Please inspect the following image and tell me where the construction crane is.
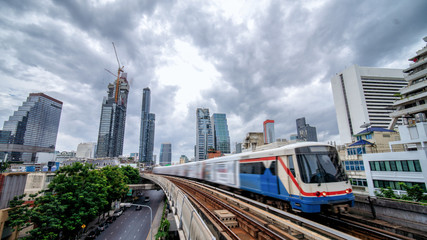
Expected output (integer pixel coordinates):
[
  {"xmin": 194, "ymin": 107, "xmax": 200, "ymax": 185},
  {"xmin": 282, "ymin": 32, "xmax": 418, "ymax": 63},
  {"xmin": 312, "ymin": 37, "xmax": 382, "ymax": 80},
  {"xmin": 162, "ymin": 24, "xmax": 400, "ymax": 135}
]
[{"xmin": 112, "ymin": 42, "xmax": 124, "ymax": 103}]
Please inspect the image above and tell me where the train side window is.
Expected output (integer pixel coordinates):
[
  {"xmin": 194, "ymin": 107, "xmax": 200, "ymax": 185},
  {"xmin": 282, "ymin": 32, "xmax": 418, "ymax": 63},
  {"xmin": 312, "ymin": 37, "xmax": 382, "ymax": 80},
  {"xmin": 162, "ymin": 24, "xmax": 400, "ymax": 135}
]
[
  {"xmin": 270, "ymin": 161, "xmax": 277, "ymax": 175},
  {"xmin": 240, "ymin": 162, "xmax": 266, "ymax": 174},
  {"xmin": 288, "ymin": 156, "xmax": 295, "ymax": 176}
]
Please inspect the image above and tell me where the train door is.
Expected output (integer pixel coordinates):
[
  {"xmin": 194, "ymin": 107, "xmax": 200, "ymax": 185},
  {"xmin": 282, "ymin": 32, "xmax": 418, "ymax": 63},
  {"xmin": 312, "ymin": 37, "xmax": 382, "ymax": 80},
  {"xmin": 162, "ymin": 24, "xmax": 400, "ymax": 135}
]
[
  {"xmin": 287, "ymin": 155, "xmax": 298, "ymax": 198},
  {"xmin": 260, "ymin": 159, "xmax": 278, "ymax": 195}
]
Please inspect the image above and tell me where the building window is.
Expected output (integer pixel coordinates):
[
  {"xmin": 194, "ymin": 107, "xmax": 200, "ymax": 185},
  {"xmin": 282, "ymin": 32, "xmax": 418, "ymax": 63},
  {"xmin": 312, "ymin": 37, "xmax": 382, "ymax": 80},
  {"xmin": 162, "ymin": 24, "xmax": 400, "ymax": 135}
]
[
  {"xmin": 370, "ymin": 160, "xmax": 422, "ymax": 172},
  {"xmin": 365, "ymin": 134, "xmax": 372, "ymax": 139},
  {"xmin": 350, "ymin": 178, "xmax": 367, "ymax": 187},
  {"xmin": 343, "ymin": 160, "xmax": 365, "ymax": 171},
  {"xmin": 373, "ymin": 180, "xmax": 426, "ymax": 192}
]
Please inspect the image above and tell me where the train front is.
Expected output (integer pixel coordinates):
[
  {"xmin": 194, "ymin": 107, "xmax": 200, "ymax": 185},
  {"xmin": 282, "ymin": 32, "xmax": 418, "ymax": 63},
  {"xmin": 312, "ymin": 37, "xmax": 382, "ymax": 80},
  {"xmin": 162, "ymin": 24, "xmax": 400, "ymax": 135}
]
[{"xmin": 287, "ymin": 144, "xmax": 354, "ymax": 213}]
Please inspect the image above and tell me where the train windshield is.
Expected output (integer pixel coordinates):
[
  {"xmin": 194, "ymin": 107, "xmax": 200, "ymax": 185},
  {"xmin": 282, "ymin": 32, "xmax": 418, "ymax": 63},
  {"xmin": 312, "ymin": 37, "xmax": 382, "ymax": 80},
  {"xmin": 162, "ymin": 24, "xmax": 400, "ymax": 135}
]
[{"xmin": 296, "ymin": 146, "xmax": 347, "ymax": 184}]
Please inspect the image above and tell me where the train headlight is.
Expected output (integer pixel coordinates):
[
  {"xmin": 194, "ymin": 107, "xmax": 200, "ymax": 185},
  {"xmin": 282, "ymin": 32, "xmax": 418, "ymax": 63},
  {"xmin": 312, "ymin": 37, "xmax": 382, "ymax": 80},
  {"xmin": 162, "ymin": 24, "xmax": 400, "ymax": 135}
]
[
  {"xmin": 315, "ymin": 191, "xmax": 321, "ymax": 197},
  {"xmin": 322, "ymin": 191, "xmax": 327, "ymax": 197},
  {"xmin": 346, "ymin": 188, "xmax": 352, "ymax": 194}
]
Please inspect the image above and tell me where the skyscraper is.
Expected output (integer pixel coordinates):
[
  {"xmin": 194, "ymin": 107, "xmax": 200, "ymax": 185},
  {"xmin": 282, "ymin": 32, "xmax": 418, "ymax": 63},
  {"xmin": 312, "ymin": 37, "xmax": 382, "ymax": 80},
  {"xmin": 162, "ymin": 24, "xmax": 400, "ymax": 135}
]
[
  {"xmin": 96, "ymin": 72, "xmax": 129, "ymax": 158},
  {"xmin": 139, "ymin": 88, "xmax": 155, "ymax": 165},
  {"xmin": 1, "ymin": 93, "xmax": 62, "ymax": 162},
  {"xmin": 196, "ymin": 108, "xmax": 214, "ymax": 161},
  {"xmin": 263, "ymin": 120, "xmax": 275, "ymax": 144},
  {"xmin": 211, "ymin": 113, "xmax": 230, "ymax": 154},
  {"xmin": 331, "ymin": 64, "xmax": 406, "ymax": 143},
  {"xmin": 296, "ymin": 117, "xmax": 318, "ymax": 142},
  {"xmin": 159, "ymin": 143, "xmax": 172, "ymax": 166}
]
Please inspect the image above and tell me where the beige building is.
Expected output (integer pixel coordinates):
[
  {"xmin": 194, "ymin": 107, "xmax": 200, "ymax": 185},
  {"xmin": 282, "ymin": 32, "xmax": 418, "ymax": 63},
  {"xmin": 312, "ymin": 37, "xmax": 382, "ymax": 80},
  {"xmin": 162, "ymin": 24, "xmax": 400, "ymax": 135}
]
[
  {"xmin": 242, "ymin": 132, "xmax": 264, "ymax": 151},
  {"xmin": 339, "ymin": 127, "xmax": 402, "ymax": 194},
  {"xmin": 23, "ymin": 172, "xmax": 56, "ymax": 200}
]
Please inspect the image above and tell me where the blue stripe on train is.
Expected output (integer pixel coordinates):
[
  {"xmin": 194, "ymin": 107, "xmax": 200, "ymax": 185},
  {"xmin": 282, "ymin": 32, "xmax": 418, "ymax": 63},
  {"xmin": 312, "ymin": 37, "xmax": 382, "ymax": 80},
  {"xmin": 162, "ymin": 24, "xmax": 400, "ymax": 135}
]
[{"xmin": 240, "ymin": 172, "xmax": 354, "ymax": 213}]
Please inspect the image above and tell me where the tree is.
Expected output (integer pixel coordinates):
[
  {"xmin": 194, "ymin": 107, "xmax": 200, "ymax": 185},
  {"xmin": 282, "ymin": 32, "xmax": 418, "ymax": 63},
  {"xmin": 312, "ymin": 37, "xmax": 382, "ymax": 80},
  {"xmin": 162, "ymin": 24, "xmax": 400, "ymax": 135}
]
[
  {"xmin": 7, "ymin": 194, "xmax": 32, "ymax": 240},
  {"xmin": 120, "ymin": 166, "xmax": 140, "ymax": 184},
  {"xmin": 399, "ymin": 183, "xmax": 426, "ymax": 202},
  {"xmin": 27, "ymin": 162, "xmax": 109, "ymax": 239},
  {"xmin": 100, "ymin": 166, "xmax": 129, "ymax": 214}
]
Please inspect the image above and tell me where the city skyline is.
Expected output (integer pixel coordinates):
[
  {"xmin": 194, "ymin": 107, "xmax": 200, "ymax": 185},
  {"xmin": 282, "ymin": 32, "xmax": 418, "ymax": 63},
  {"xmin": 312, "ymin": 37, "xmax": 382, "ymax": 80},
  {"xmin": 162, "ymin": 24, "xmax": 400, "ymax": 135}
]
[{"xmin": 0, "ymin": 1, "xmax": 426, "ymax": 162}]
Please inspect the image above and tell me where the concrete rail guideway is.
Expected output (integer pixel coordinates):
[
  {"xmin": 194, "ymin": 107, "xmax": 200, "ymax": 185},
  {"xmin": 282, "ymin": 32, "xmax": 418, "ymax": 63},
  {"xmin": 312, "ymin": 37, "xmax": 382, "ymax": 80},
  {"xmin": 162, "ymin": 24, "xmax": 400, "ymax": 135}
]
[
  {"xmin": 142, "ymin": 174, "xmax": 358, "ymax": 240},
  {"xmin": 142, "ymin": 173, "xmax": 217, "ymax": 240}
]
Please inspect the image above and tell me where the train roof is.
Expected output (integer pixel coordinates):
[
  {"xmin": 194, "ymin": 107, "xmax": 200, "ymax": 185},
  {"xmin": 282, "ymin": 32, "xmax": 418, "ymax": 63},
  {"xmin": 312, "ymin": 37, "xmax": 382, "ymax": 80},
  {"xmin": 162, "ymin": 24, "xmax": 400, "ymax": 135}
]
[{"xmin": 155, "ymin": 142, "xmax": 333, "ymax": 168}]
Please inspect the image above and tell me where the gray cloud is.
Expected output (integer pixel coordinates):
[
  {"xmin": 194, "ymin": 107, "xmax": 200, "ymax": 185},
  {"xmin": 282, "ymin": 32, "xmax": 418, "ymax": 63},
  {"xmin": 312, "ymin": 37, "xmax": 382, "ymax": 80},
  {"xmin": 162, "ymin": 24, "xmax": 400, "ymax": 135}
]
[{"xmin": 1, "ymin": 0, "xmax": 426, "ymax": 162}]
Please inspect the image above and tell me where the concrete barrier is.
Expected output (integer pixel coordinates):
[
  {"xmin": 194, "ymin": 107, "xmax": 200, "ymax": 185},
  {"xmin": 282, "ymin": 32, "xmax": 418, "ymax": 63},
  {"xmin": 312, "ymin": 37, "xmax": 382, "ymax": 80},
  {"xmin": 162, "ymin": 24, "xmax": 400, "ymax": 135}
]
[
  {"xmin": 143, "ymin": 174, "xmax": 216, "ymax": 240},
  {"xmin": 353, "ymin": 194, "xmax": 427, "ymax": 232}
]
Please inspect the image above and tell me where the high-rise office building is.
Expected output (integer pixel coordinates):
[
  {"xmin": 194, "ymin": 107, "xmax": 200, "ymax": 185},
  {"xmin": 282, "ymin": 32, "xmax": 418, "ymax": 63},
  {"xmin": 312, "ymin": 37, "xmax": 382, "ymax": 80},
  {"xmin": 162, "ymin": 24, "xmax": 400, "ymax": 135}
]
[
  {"xmin": 263, "ymin": 120, "xmax": 275, "ymax": 144},
  {"xmin": 390, "ymin": 36, "xmax": 427, "ymax": 128},
  {"xmin": 331, "ymin": 64, "xmax": 406, "ymax": 143},
  {"xmin": 96, "ymin": 72, "xmax": 129, "ymax": 158},
  {"xmin": 196, "ymin": 108, "xmax": 214, "ymax": 161},
  {"xmin": 211, "ymin": 113, "xmax": 230, "ymax": 154},
  {"xmin": 296, "ymin": 117, "xmax": 318, "ymax": 142},
  {"xmin": 1, "ymin": 93, "xmax": 62, "ymax": 162},
  {"xmin": 139, "ymin": 88, "xmax": 155, "ymax": 165},
  {"xmin": 159, "ymin": 143, "xmax": 172, "ymax": 166}
]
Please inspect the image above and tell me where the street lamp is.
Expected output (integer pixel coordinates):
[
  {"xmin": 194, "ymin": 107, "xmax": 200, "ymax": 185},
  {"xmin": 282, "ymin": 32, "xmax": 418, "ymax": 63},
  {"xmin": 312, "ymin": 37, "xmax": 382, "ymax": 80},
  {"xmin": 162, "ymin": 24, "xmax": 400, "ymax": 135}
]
[{"xmin": 129, "ymin": 204, "xmax": 152, "ymax": 240}]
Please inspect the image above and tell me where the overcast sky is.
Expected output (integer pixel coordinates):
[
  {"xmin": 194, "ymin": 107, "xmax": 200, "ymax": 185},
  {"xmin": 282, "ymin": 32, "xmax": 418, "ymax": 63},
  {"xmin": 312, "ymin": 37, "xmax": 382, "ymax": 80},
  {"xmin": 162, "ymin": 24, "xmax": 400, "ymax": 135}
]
[{"xmin": 1, "ymin": 0, "xmax": 426, "ymax": 163}]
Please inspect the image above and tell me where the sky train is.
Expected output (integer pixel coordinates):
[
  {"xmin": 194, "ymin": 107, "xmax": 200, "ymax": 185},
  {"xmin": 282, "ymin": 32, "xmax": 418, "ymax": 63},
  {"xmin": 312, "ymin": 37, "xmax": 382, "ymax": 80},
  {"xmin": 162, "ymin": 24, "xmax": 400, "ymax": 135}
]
[{"xmin": 153, "ymin": 142, "xmax": 354, "ymax": 213}]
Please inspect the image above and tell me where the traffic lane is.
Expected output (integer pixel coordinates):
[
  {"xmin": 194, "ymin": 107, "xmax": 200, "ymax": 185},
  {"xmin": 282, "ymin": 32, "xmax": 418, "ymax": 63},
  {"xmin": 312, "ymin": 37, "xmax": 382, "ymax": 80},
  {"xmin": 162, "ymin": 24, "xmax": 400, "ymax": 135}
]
[{"xmin": 95, "ymin": 189, "xmax": 165, "ymax": 240}]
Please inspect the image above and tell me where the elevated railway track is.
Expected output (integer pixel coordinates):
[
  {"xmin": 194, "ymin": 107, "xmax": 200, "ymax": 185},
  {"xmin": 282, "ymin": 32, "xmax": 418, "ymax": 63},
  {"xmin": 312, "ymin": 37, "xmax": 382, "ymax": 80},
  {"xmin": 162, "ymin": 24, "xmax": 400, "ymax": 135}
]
[{"xmin": 157, "ymin": 175, "xmax": 425, "ymax": 240}]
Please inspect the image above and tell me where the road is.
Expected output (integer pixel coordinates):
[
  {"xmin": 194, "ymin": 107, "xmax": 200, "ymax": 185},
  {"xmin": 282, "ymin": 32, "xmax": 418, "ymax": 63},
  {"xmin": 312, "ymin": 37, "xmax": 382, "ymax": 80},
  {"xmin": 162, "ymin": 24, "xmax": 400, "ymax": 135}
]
[{"xmin": 95, "ymin": 189, "xmax": 165, "ymax": 240}]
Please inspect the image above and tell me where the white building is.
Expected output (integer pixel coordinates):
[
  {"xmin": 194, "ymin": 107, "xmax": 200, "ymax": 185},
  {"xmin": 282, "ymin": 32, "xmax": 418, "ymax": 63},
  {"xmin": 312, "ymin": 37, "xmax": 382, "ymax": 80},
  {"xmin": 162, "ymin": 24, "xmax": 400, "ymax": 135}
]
[
  {"xmin": 389, "ymin": 36, "xmax": 427, "ymax": 129},
  {"xmin": 363, "ymin": 122, "xmax": 427, "ymax": 196},
  {"xmin": 331, "ymin": 65, "xmax": 406, "ymax": 144},
  {"xmin": 76, "ymin": 142, "xmax": 96, "ymax": 158},
  {"xmin": 363, "ymin": 37, "xmax": 427, "ymax": 197}
]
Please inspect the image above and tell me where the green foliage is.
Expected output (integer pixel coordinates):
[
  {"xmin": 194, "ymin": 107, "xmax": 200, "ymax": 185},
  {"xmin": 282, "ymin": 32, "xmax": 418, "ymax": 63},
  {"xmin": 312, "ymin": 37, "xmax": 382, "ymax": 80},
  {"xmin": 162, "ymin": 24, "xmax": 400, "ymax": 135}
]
[
  {"xmin": 7, "ymin": 194, "xmax": 31, "ymax": 232},
  {"xmin": 376, "ymin": 187, "xmax": 397, "ymax": 199},
  {"xmin": 374, "ymin": 182, "xmax": 427, "ymax": 203},
  {"xmin": 7, "ymin": 162, "xmax": 135, "ymax": 239},
  {"xmin": 399, "ymin": 183, "xmax": 426, "ymax": 202},
  {"xmin": 100, "ymin": 166, "xmax": 129, "ymax": 211},
  {"xmin": 155, "ymin": 199, "xmax": 170, "ymax": 240},
  {"xmin": 120, "ymin": 165, "xmax": 140, "ymax": 184},
  {"xmin": 0, "ymin": 162, "xmax": 10, "ymax": 173}
]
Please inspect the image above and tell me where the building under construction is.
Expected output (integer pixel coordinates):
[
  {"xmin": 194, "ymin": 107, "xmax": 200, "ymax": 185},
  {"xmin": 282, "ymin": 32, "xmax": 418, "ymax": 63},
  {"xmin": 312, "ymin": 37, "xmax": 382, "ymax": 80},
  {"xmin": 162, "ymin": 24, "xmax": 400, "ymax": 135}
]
[{"xmin": 96, "ymin": 43, "xmax": 129, "ymax": 158}]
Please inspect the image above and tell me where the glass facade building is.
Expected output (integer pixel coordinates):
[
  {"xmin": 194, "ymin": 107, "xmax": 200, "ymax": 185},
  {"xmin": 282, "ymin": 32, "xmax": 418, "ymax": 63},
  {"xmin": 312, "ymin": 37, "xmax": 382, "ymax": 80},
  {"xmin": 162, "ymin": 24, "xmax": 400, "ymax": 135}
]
[
  {"xmin": 96, "ymin": 73, "xmax": 129, "ymax": 158},
  {"xmin": 211, "ymin": 113, "xmax": 230, "ymax": 154},
  {"xmin": 159, "ymin": 143, "xmax": 172, "ymax": 166},
  {"xmin": 139, "ymin": 88, "xmax": 155, "ymax": 165},
  {"xmin": 263, "ymin": 119, "xmax": 275, "ymax": 144},
  {"xmin": 196, "ymin": 108, "xmax": 214, "ymax": 161},
  {"xmin": 2, "ymin": 93, "xmax": 62, "ymax": 162}
]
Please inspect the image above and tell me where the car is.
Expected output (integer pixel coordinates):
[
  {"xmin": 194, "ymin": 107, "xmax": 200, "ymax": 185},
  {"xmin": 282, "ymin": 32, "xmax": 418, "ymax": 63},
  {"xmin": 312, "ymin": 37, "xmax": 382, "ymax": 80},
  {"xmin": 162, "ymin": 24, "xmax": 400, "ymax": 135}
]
[
  {"xmin": 106, "ymin": 216, "xmax": 116, "ymax": 223},
  {"xmin": 85, "ymin": 228, "xmax": 100, "ymax": 239},
  {"xmin": 135, "ymin": 205, "xmax": 142, "ymax": 211},
  {"xmin": 144, "ymin": 196, "xmax": 150, "ymax": 202},
  {"xmin": 98, "ymin": 222, "xmax": 108, "ymax": 231},
  {"xmin": 113, "ymin": 209, "xmax": 123, "ymax": 217}
]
